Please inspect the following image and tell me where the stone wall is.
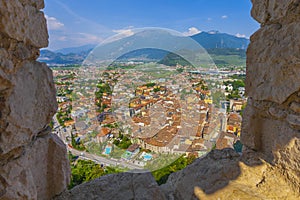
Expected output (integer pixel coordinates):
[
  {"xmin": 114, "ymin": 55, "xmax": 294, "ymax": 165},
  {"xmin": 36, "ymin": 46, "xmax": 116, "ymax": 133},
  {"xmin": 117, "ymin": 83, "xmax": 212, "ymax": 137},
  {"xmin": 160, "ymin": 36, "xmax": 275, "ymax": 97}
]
[
  {"xmin": 242, "ymin": 0, "xmax": 300, "ymax": 191},
  {"xmin": 0, "ymin": 0, "xmax": 70, "ymax": 199},
  {"xmin": 56, "ymin": 149, "xmax": 300, "ymax": 200}
]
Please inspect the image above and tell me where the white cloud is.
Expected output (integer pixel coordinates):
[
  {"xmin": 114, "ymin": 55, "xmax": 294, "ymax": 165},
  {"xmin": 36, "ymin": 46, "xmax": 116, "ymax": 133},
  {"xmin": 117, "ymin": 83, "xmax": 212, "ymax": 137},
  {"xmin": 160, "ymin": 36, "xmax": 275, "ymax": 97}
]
[
  {"xmin": 45, "ymin": 15, "xmax": 64, "ymax": 30},
  {"xmin": 183, "ymin": 27, "xmax": 202, "ymax": 36},
  {"xmin": 112, "ymin": 28, "xmax": 134, "ymax": 37},
  {"xmin": 207, "ymin": 18, "xmax": 212, "ymax": 21},
  {"xmin": 100, "ymin": 27, "xmax": 135, "ymax": 44},
  {"xmin": 235, "ymin": 33, "xmax": 248, "ymax": 38},
  {"xmin": 208, "ymin": 30, "xmax": 218, "ymax": 34},
  {"xmin": 221, "ymin": 15, "xmax": 228, "ymax": 19}
]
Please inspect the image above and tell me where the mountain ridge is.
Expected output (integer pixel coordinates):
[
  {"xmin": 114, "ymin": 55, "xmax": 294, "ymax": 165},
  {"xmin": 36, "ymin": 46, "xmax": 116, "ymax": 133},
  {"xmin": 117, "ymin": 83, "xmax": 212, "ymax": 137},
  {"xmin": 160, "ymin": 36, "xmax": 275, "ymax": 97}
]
[
  {"xmin": 191, "ymin": 31, "xmax": 249, "ymax": 49},
  {"xmin": 54, "ymin": 44, "xmax": 96, "ymax": 55},
  {"xmin": 39, "ymin": 31, "xmax": 249, "ymax": 66}
]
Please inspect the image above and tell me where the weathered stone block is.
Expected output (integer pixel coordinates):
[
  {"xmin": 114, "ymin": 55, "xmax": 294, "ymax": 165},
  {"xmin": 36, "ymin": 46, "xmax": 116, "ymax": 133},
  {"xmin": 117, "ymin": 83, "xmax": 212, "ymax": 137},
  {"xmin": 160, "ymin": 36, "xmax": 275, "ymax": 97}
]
[
  {"xmin": 0, "ymin": 61, "xmax": 57, "ymax": 154},
  {"xmin": 55, "ymin": 172, "xmax": 165, "ymax": 200},
  {"xmin": 0, "ymin": 134, "xmax": 70, "ymax": 200},
  {"xmin": 247, "ymin": 22, "xmax": 300, "ymax": 104},
  {"xmin": 0, "ymin": 0, "xmax": 48, "ymax": 48},
  {"xmin": 251, "ymin": 0, "xmax": 300, "ymax": 24}
]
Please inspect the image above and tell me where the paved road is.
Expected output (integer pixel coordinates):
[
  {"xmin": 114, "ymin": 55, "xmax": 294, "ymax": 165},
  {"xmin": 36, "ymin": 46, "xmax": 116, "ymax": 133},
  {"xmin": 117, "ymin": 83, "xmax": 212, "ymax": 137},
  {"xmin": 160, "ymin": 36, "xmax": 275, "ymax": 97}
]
[
  {"xmin": 69, "ymin": 148, "xmax": 143, "ymax": 170},
  {"xmin": 220, "ymin": 113, "xmax": 227, "ymax": 132},
  {"xmin": 52, "ymin": 114, "xmax": 143, "ymax": 170}
]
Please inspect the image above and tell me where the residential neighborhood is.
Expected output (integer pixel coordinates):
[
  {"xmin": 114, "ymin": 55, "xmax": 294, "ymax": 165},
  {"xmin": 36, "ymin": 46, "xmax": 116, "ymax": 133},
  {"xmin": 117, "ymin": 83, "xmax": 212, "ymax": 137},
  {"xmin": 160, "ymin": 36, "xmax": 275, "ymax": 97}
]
[{"xmin": 52, "ymin": 63, "xmax": 246, "ymax": 169}]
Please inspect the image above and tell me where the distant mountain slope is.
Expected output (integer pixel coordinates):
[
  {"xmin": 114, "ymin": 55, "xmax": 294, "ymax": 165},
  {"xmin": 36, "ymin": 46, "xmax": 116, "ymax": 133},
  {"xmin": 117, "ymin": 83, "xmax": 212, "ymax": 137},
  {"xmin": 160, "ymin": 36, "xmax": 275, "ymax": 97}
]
[
  {"xmin": 38, "ymin": 49, "xmax": 89, "ymax": 65},
  {"xmin": 191, "ymin": 31, "xmax": 249, "ymax": 49},
  {"xmin": 117, "ymin": 48, "xmax": 169, "ymax": 61},
  {"xmin": 39, "ymin": 31, "xmax": 249, "ymax": 66},
  {"xmin": 158, "ymin": 48, "xmax": 246, "ymax": 67},
  {"xmin": 206, "ymin": 48, "xmax": 246, "ymax": 66},
  {"xmin": 54, "ymin": 44, "xmax": 96, "ymax": 54}
]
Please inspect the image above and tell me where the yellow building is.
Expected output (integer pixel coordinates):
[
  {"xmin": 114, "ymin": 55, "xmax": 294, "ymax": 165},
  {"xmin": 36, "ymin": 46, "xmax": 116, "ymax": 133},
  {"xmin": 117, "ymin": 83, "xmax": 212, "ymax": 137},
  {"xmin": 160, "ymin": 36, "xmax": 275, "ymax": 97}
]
[
  {"xmin": 64, "ymin": 119, "xmax": 75, "ymax": 127},
  {"xmin": 204, "ymin": 98, "xmax": 213, "ymax": 104}
]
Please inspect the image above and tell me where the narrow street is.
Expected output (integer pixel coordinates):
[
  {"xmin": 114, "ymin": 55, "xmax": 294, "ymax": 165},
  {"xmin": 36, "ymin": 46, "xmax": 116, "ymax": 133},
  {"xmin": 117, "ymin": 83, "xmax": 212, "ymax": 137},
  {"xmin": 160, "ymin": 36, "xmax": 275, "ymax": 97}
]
[{"xmin": 69, "ymin": 148, "xmax": 143, "ymax": 170}]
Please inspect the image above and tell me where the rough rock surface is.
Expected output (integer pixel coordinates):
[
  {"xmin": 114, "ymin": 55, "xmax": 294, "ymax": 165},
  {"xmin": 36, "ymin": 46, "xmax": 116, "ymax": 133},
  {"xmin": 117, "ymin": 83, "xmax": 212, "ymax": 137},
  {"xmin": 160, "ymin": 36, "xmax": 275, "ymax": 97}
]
[
  {"xmin": 161, "ymin": 149, "xmax": 299, "ymax": 200},
  {"xmin": 0, "ymin": 0, "xmax": 48, "ymax": 48},
  {"xmin": 0, "ymin": 0, "xmax": 70, "ymax": 199},
  {"xmin": 2, "ymin": 133, "xmax": 70, "ymax": 199},
  {"xmin": 243, "ymin": 0, "xmax": 300, "ymax": 192},
  {"xmin": 57, "ymin": 149, "xmax": 300, "ymax": 200},
  {"xmin": 55, "ymin": 172, "xmax": 166, "ymax": 200}
]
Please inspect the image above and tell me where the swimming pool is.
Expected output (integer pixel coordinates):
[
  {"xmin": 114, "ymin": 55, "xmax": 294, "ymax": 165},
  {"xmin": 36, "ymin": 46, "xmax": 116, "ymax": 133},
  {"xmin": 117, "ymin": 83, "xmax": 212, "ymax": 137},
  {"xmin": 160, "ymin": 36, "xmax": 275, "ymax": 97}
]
[
  {"xmin": 104, "ymin": 146, "xmax": 112, "ymax": 155},
  {"xmin": 142, "ymin": 153, "xmax": 152, "ymax": 161}
]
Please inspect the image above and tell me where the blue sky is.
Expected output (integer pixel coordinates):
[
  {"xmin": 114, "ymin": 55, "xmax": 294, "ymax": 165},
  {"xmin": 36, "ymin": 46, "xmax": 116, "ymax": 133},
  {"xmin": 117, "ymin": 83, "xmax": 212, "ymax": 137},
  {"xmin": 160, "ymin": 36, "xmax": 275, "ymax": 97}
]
[{"xmin": 44, "ymin": 0, "xmax": 259, "ymax": 50}]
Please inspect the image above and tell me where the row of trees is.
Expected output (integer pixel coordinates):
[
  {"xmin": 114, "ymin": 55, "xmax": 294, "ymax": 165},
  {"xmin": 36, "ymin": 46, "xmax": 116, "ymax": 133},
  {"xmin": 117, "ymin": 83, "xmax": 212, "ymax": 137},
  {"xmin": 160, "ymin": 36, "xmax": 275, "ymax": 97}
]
[
  {"xmin": 113, "ymin": 133, "xmax": 132, "ymax": 149},
  {"xmin": 95, "ymin": 81, "xmax": 113, "ymax": 113},
  {"xmin": 56, "ymin": 106, "xmax": 72, "ymax": 127},
  {"xmin": 68, "ymin": 153, "xmax": 197, "ymax": 189},
  {"xmin": 69, "ymin": 155, "xmax": 124, "ymax": 188},
  {"xmin": 71, "ymin": 133, "xmax": 86, "ymax": 151},
  {"xmin": 223, "ymin": 79, "xmax": 245, "ymax": 91},
  {"xmin": 152, "ymin": 154, "xmax": 196, "ymax": 185}
]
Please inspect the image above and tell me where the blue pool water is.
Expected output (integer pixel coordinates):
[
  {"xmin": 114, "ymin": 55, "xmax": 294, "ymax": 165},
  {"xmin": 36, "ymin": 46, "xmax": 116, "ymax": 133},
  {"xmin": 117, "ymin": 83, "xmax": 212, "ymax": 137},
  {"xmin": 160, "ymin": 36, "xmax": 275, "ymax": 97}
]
[
  {"xmin": 143, "ymin": 153, "xmax": 152, "ymax": 161},
  {"xmin": 105, "ymin": 147, "xmax": 112, "ymax": 155}
]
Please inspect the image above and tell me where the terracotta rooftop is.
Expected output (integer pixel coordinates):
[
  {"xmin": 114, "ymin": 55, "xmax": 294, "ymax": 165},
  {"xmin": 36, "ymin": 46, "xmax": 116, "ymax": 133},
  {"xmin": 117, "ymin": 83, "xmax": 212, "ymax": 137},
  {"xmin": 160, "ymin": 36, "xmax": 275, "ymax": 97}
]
[
  {"xmin": 187, "ymin": 138, "xmax": 205, "ymax": 152},
  {"xmin": 227, "ymin": 113, "xmax": 242, "ymax": 125},
  {"xmin": 97, "ymin": 127, "xmax": 111, "ymax": 137},
  {"xmin": 127, "ymin": 144, "xmax": 140, "ymax": 152},
  {"xmin": 144, "ymin": 126, "xmax": 178, "ymax": 147}
]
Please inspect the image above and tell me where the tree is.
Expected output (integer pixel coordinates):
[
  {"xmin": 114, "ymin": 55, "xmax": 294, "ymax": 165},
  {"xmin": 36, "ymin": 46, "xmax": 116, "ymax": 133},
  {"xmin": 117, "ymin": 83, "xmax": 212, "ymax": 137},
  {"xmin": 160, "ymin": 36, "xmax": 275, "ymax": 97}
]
[
  {"xmin": 153, "ymin": 87, "xmax": 160, "ymax": 92},
  {"xmin": 152, "ymin": 155, "xmax": 196, "ymax": 185},
  {"xmin": 71, "ymin": 133, "xmax": 86, "ymax": 151},
  {"xmin": 176, "ymin": 68, "xmax": 184, "ymax": 73},
  {"xmin": 145, "ymin": 82, "xmax": 156, "ymax": 87},
  {"xmin": 69, "ymin": 160, "xmax": 105, "ymax": 188},
  {"xmin": 68, "ymin": 156, "xmax": 126, "ymax": 189}
]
